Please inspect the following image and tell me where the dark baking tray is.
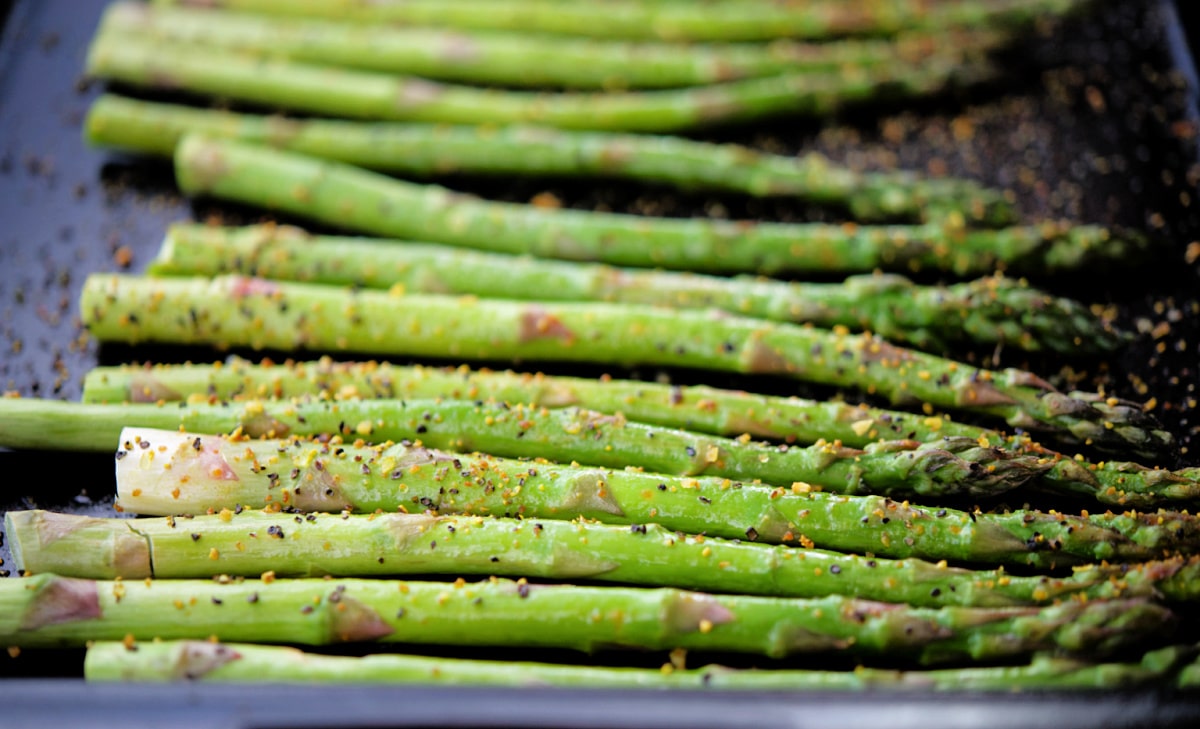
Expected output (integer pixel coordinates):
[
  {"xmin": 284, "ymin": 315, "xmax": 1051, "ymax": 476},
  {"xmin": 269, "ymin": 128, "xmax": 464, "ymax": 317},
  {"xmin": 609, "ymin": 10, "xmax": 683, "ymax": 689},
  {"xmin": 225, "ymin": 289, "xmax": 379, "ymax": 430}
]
[{"xmin": 2, "ymin": 0, "xmax": 1200, "ymax": 725}]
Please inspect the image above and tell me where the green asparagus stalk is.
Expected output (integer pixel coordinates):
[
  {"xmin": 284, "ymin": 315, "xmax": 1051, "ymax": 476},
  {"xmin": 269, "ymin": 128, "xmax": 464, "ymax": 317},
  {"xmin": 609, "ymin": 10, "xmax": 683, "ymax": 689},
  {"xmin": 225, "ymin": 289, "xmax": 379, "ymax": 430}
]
[
  {"xmin": 83, "ymin": 640, "xmax": 1199, "ymax": 690},
  {"xmin": 148, "ymin": 0, "xmax": 1086, "ymax": 42},
  {"xmin": 87, "ymin": 33, "xmax": 995, "ymax": 133},
  {"xmin": 92, "ymin": 424, "xmax": 1200, "ymax": 568},
  {"xmin": 79, "ymin": 360, "xmax": 1200, "ymax": 509},
  {"xmin": 102, "ymin": 2, "xmax": 998, "ymax": 90},
  {"xmin": 9, "ymin": 509, "xmax": 1199, "ymax": 607},
  {"xmin": 86, "ymin": 95, "xmax": 1013, "ymax": 225},
  {"xmin": 0, "ymin": 573, "xmax": 1173, "ymax": 662},
  {"xmin": 148, "ymin": 224, "xmax": 1120, "ymax": 354},
  {"xmin": 171, "ymin": 136, "xmax": 1145, "ymax": 277},
  {"xmin": 60, "ymin": 375, "xmax": 1061, "ymax": 500},
  {"xmin": 80, "ymin": 273, "xmax": 1174, "ymax": 458}
]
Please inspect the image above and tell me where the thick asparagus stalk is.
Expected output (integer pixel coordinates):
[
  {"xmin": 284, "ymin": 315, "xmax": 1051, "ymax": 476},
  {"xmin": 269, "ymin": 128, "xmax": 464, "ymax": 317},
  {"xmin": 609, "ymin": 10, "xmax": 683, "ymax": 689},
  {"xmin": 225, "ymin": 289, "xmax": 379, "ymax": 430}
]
[
  {"xmin": 86, "ymin": 34, "xmax": 990, "ymax": 133},
  {"xmin": 149, "ymin": 0, "xmax": 1085, "ymax": 42},
  {"xmin": 171, "ymin": 136, "xmax": 1144, "ymax": 277},
  {"xmin": 92, "ymin": 425, "xmax": 1199, "ymax": 568},
  {"xmin": 84, "ymin": 640, "xmax": 1198, "ymax": 690},
  {"xmin": 79, "ymin": 360, "xmax": 1200, "ymax": 509},
  {"xmin": 86, "ymin": 96, "xmax": 1013, "ymax": 225},
  {"xmin": 80, "ymin": 273, "xmax": 1173, "ymax": 458},
  {"xmin": 9, "ymin": 510, "xmax": 1199, "ymax": 607},
  {"xmin": 0, "ymin": 573, "xmax": 1172, "ymax": 662},
  {"xmin": 103, "ymin": 2, "xmax": 994, "ymax": 90},
  {"xmin": 149, "ymin": 224, "xmax": 1120, "ymax": 354}
]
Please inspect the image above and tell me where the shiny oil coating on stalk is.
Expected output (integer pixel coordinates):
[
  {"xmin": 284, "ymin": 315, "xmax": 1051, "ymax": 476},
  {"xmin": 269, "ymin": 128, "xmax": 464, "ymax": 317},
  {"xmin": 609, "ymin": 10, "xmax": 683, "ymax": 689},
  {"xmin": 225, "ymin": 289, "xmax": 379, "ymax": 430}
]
[
  {"xmin": 148, "ymin": 224, "xmax": 1120, "ymax": 354},
  {"xmin": 89, "ymin": 425, "xmax": 1200, "ymax": 568},
  {"xmin": 168, "ymin": 137, "xmax": 1144, "ymax": 277},
  {"xmin": 0, "ymin": 573, "xmax": 1173, "ymax": 663},
  {"xmin": 79, "ymin": 359, "xmax": 1200, "ymax": 508},
  {"xmin": 86, "ymin": 96, "xmax": 1012, "ymax": 223},
  {"xmin": 150, "ymin": 0, "xmax": 1090, "ymax": 42},
  {"xmin": 83, "ymin": 640, "xmax": 1200, "ymax": 690},
  {"xmin": 79, "ymin": 272, "xmax": 1173, "ymax": 458},
  {"xmin": 8, "ymin": 509, "xmax": 1199, "ymax": 608}
]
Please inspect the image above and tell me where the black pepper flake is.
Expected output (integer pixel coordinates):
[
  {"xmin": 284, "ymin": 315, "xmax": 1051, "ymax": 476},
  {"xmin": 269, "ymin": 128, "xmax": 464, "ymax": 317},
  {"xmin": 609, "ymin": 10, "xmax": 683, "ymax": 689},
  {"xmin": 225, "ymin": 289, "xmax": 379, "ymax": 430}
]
[
  {"xmin": 936, "ymin": 509, "xmax": 947, "ymax": 518},
  {"xmin": 657, "ymin": 483, "xmax": 667, "ymax": 491},
  {"xmin": 630, "ymin": 524, "xmax": 647, "ymax": 534},
  {"xmin": 745, "ymin": 527, "xmax": 759, "ymax": 542},
  {"xmin": 247, "ymin": 592, "xmax": 259, "ymax": 604},
  {"xmin": 930, "ymin": 588, "xmax": 942, "ymax": 598},
  {"xmin": 234, "ymin": 504, "xmax": 244, "ymax": 515},
  {"xmin": 698, "ymin": 496, "xmax": 711, "ymax": 504},
  {"xmin": 192, "ymin": 437, "xmax": 202, "ymax": 451},
  {"xmin": 115, "ymin": 450, "xmax": 127, "ymax": 460},
  {"xmin": 685, "ymin": 446, "xmax": 697, "ymax": 457},
  {"xmin": 430, "ymin": 541, "xmax": 437, "ymax": 550},
  {"xmin": 865, "ymin": 560, "xmax": 877, "ymax": 568},
  {"xmin": 517, "ymin": 583, "xmax": 531, "ymax": 599},
  {"xmin": 211, "ymin": 597, "xmax": 223, "ymax": 605},
  {"xmin": 267, "ymin": 473, "xmax": 280, "ymax": 488},
  {"xmin": 290, "ymin": 468, "xmax": 300, "ymax": 480},
  {"xmin": 396, "ymin": 608, "xmax": 406, "ymax": 618},
  {"xmin": 190, "ymin": 533, "xmax": 201, "ymax": 542},
  {"xmin": 300, "ymin": 605, "xmax": 314, "ymax": 614},
  {"xmin": 416, "ymin": 424, "xmax": 428, "ymax": 434},
  {"xmin": 267, "ymin": 525, "xmax": 285, "ymax": 539},
  {"xmin": 490, "ymin": 556, "xmax": 500, "ymax": 562},
  {"xmin": 453, "ymin": 459, "xmax": 462, "ymax": 469},
  {"xmin": 829, "ymin": 564, "xmax": 842, "ymax": 575}
]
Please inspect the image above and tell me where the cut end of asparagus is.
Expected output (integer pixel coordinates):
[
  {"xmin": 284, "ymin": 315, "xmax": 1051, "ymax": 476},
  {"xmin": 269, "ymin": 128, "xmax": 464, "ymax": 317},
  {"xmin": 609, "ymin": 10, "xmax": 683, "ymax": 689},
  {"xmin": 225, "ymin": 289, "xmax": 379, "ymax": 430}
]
[{"xmin": 4, "ymin": 511, "xmax": 151, "ymax": 580}]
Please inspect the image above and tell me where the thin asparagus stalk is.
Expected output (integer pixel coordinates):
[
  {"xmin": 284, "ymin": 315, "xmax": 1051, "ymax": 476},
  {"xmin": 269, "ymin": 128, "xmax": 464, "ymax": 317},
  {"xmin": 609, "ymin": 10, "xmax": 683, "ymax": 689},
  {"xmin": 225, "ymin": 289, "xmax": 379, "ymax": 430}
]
[
  {"xmin": 9, "ymin": 509, "xmax": 1199, "ymax": 607},
  {"xmin": 86, "ymin": 95, "xmax": 1013, "ymax": 225},
  {"xmin": 149, "ymin": 0, "xmax": 1085, "ymax": 42},
  {"xmin": 79, "ymin": 361, "xmax": 1200, "ymax": 509},
  {"xmin": 148, "ymin": 224, "xmax": 1120, "ymax": 354},
  {"xmin": 80, "ymin": 273, "xmax": 1174, "ymax": 458},
  {"xmin": 91, "ymin": 424, "xmax": 1200, "ymax": 569},
  {"xmin": 86, "ymin": 33, "xmax": 995, "ymax": 133},
  {"xmin": 103, "ymin": 2, "xmax": 994, "ymax": 90},
  {"xmin": 0, "ymin": 573, "xmax": 1172, "ymax": 662},
  {"xmin": 171, "ymin": 136, "xmax": 1146, "ymax": 277},
  {"xmin": 84, "ymin": 640, "xmax": 1199, "ymax": 690}
]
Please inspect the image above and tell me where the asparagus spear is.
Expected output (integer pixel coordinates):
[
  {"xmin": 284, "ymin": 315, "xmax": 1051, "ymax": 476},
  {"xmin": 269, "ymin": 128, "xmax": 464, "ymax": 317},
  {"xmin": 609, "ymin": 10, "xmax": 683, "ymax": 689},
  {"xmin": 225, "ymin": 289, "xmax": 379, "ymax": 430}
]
[
  {"xmin": 171, "ymin": 136, "xmax": 1145, "ymax": 277},
  {"xmin": 148, "ymin": 224, "xmax": 1120, "ymax": 354},
  {"xmin": 93, "ymin": 424, "xmax": 1200, "ymax": 568},
  {"xmin": 1, "ymin": 573, "xmax": 1172, "ymax": 662},
  {"xmin": 84, "ymin": 640, "xmax": 1199, "ymax": 690},
  {"xmin": 79, "ymin": 360, "xmax": 1200, "ymax": 509},
  {"xmin": 9, "ymin": 509, "xmax": 1199, "ymax": 607},
  {"xmin": 148, "ymin": 0, "xmax": 1085, "ymax": 42},
  {"xmin": 103, "ymin": 2, "xmax": 997, "ymax": 90},
  {"xmin": 87, "ymin": 33, "xmax": 994, "ymax": 133},
  {"xmin": 86, "ymin": 95, "xmax": 1013, "ymax": 225},
  {"xmin": 79, "ymin": 273, "xmax": 1173, "ymax": 458}
]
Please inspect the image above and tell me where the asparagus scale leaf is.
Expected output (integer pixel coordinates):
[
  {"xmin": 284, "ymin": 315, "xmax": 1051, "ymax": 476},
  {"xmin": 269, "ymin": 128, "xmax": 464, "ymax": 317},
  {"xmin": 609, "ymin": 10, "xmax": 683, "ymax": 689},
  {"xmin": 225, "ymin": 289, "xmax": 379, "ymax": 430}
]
[
  {"xmin": 89, "ymin": 424, "xmax": 1199, "ymax": 568},
  {"xmin": 82, "ymin": 359, "xmax": 1200, "ymax": 509},
  {"xmin": 1, "ymin": 574, "xmax": 1173, "ymax": 663},
  {"xmin": 9, "ymin": 509, "xmax": 1199, "ymax": 607},
  {"xmin": 79, "ymin": 272, "xmax": 1174, "ymax": 458},
  {"xmin": 169, "ymin": 136, "xmax": 1144, "ymax": 277},
  {"xmin": 86, "ymin": 95, "xmax": 1012, "ymax": 224},
  {"xmin": 83, "ymin": 640, "xmax": 1200, "ymax": 691},
  {"xmin": 148, "ymin": 224, "xmax": 1121, "ymax": 354}
]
